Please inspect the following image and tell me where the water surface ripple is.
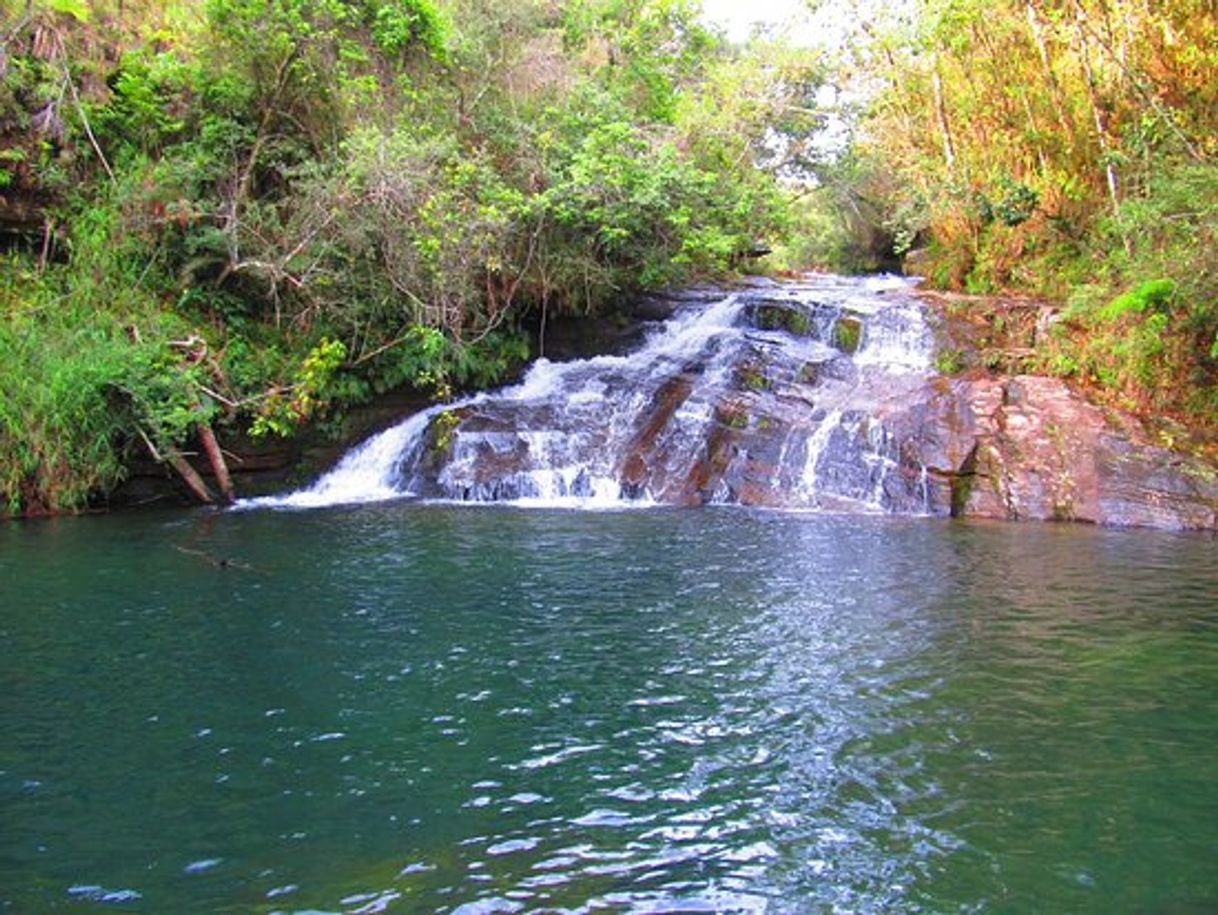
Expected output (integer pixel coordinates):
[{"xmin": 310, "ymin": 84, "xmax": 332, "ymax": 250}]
[{"xmin": 2, "ymin": 508, "xmax": 1216, "ymax": 913}]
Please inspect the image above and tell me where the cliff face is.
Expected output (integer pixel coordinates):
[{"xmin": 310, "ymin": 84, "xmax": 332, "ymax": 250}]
[{"xmin": 910, "ymin": 292, "xmax": 1218, "ymax": 530}]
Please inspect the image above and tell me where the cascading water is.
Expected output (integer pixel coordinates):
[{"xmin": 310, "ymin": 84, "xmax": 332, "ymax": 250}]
[{"xmin": 244, "ymin": 274, "xmax": 943, "ymax": 513}]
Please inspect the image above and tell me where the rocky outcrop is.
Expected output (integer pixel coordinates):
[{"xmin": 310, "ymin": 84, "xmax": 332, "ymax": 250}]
[
  {"xmin": 915, "ymin": 374, "xmax": 1218, "ymax": 529},
  {"xmin": 905, "ymin": 288, "xmax": 1218, "ymax": 529}
]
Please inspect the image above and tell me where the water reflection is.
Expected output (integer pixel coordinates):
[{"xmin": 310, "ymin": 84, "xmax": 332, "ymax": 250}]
[{"xmin": 1, "ymin": 509, "xmax": 1216, "ymax": 912}]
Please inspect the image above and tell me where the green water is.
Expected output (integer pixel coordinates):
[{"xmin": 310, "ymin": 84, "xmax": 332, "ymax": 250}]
[{"xmin": 2, "ymin": 506, "xmax": 1216, "ymax": 913}]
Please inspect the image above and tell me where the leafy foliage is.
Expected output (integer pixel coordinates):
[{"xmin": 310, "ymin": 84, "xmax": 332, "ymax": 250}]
[
  {"xmin": 822, "ymin": 0, "xmax": 1218, "ymax": 427},
  {"xmin": 250, "ymin": 337, "xmax": 348, "ymax": 439},
  {"xmin": 0, "ymin": 0, "xmax": 817, "ymax": 513}
]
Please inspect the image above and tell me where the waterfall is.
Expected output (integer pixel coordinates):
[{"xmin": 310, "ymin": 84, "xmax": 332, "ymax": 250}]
[
  {"xmin": 249, "ymin": 409, "xmax": 437, "ymax": 510},
  {"xmin": 242, "ymin": 274, "xmax": 940, "ymax": 513}
]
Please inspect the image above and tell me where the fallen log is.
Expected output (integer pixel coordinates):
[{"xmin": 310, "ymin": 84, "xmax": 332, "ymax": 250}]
[
  {"xmin": 197, "ymin": 422, "xmax": 235, "ymax": 503},
  {"xmin": 138, "ymin": 428, "xmax": 216, "ymax": 505}
]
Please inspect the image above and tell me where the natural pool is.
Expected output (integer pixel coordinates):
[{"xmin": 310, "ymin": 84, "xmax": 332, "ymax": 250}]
[{"xmin": 2, "ymin": 506, "xmax": 1216, "ymax": 912}]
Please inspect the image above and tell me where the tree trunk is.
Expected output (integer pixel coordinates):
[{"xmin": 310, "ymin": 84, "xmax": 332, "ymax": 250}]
[
  {"xmin": 1019, "ymin": 92, "xmax": 1050, "ymax": 174},
  {"xmin": 1073, "ymin": 15, "xmax": 1122, "ymax": 219},
  {"xmin": 139, "ymin": 428, "xmax": 216, "ymax": 505},
  {"xmin": 1025, "ymin": 1, "xmax": 1078, "ymax": 150},
  {"xmin": 931, "ymin": 61, "xmax": 957, "ymax": 171},
  {"xmin": 167, "ymin": 451, "xmax": 216, "ymax": 505},
  {"xmin": 198, "ymin": 423, "xmax": 235, "ymax": 503}
]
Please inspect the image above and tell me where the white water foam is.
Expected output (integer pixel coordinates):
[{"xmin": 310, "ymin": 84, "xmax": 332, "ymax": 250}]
[
  {"xmin": 239, "ymin": 294, "xmax": 751, "ymax": 511},
  {"xmin": 237, "ymin": 408, "xmax": 439, "ymax": 510},
  {"xmin": 239, "ymin": 276, "xmax": 938, "ymax": 513}
]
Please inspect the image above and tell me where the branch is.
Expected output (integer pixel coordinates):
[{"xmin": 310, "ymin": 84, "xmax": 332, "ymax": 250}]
[
  {"xmin": 1069, "ymin": 5, "xmax": 1205, "ymax": 163},
  {"xmin": 195, "ymin": 383, "xmax": 240, "ymax": 409},
  {"xmin": 57, "ymin": 47, "xmax": 115, "ymax": 186},
  {"xmin": 1, "ymin": 12, "xmax": 32, "ymax": 54},
  {"xmin": 350, "ymin": 331, "xmax": 417, "ymax": 366}
]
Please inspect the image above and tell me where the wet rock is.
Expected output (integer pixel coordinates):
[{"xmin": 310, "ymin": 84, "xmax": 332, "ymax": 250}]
[
  {"xmin": 734, "ymin": 275, "xmax": 781, "ymax": 288},
  {"xmin": 634, "ymin": 285, "xmax": 733, "ymax": 315},
  {"xmin": 675, "ymin": 406, "xmax": 743, "ymax": 505},
  {"xmin": 619, "ymin": 373, "xmax": 696, "ymax": 496},
  {"xmin": 832, "ymin": 317, "xmax": 863, "ymax": 354},
  {"xmin": 741, "ymin": 302, "xmax": 814, "ymax": 337},
  {"xmin": 534, "ymin": 315, "xmax": 650, "ymax": 360},
  {"xmin": 281, "ymin": 275, "xmax": 1218, "ymax": 530}
]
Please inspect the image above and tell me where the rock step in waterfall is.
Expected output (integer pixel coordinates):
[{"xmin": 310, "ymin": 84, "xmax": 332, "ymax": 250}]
[
  {"xmin": 251, "ymin": 275, "xmax": 937, "ymax": 513},
  {"xmin": 245, "ymin": 274, "xmax": 1218, "ymax": 529}
]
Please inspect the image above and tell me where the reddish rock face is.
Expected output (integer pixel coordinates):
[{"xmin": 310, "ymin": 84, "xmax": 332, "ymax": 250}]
[
  {"xmin": 618, "ymin": 374, "xmax": 696, "ymax": 498},
  {"xmin": 931, "ymin": 376, "xmax": 1218, "ymax": 529}
]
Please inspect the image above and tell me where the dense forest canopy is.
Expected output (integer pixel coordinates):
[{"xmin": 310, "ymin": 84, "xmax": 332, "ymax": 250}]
[
  {"xmin": 831, "ymin": 0, "xmax": 1218, "ymax": 421},
  {"xmin": 0, "ymin": 0, "xmax": 1215, "ymax": 514}
]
